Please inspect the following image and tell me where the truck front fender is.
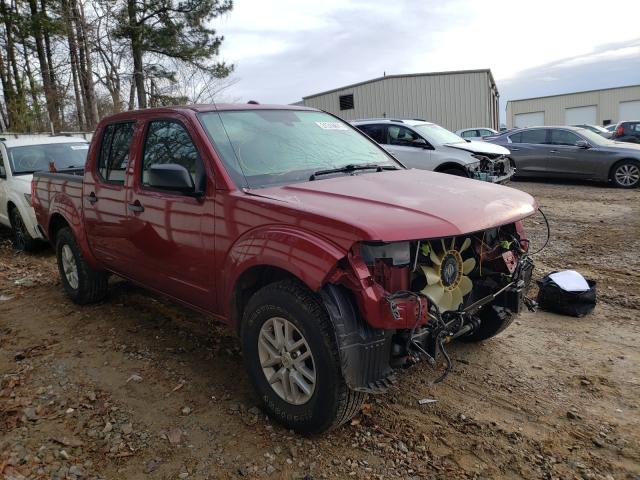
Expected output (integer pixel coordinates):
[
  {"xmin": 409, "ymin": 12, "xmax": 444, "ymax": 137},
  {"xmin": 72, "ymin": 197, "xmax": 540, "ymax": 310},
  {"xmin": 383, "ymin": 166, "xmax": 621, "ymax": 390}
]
[{"xmin": 223, "ymin": 225, "xmax": 347, "ymax": 321}]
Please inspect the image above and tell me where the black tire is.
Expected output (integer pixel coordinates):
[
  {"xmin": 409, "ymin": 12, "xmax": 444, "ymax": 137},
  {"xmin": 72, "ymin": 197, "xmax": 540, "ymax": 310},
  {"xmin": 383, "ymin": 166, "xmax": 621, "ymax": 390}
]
[
  {"xmin": 55, "ymin": 227, "xmax": 108, "ymax": 304},
  {"xmin": 9, "ymin": 207, "xmax": 38, "ymax": 251},
  {"xmin": 241, "ymin": 279, "xmax": 365, "ymax": 434},
  {"xmin": 610, "ymin": 160, "xmax": 640, "ymax": 188},
  {"xmin": 459, "ymin": 305, "xmax": 515, "ymax": 343},
  {"xmin": 441, "ymin": 168, "xmax": 468, "ymax": 177}
]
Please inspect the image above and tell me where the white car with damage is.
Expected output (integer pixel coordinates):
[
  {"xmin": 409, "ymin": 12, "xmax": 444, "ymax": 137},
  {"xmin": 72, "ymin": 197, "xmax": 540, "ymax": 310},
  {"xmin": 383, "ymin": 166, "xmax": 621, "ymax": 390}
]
[
  {"xmin": 0, "ymin": 135, "xmax": 88, "ymax": 250},
  {"xmin": 352, "ymin": 119, "xmax": 514, "ymax": 183}
]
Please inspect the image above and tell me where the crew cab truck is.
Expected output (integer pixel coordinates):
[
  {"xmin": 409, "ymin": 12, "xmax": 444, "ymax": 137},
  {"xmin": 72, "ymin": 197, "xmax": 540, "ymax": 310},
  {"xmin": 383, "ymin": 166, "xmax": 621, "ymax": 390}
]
[{"xmin": 32, "ymin": 104, "xmax": 537, "ymax": 433}]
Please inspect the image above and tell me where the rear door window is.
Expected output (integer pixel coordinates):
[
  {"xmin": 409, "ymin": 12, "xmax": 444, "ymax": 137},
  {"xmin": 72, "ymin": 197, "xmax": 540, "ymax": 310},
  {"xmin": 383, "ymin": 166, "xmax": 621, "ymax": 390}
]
[
  {"xmin": 97, "ymin": 122, "xmax": 135, "ymax": 184},
  {"xmin": 516, "ymin": 129, "xmax": 548, "ymax": 144},
  {"xmin": 357, "ymin": 124, "xmax": 386, "ymax": 144}
]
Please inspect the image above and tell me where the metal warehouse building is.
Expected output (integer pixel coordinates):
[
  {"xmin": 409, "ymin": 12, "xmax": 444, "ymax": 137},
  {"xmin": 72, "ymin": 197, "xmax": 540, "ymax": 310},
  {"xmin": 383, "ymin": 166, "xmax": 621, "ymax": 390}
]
[
  {"xmin": 506, "ymin": 84, "xmax": 640, "ymax": 128},
  {"xmin": 302, "ymin": 69, "xmax": 500, "ymax": 131}
]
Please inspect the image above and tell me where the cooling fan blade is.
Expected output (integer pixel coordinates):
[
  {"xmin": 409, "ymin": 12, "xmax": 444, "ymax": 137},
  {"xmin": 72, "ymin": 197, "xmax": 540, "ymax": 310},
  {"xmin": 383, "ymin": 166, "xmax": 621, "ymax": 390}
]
[{"xmin": 419, "ymin": 236, "xmax": 476, "ymax": 312}]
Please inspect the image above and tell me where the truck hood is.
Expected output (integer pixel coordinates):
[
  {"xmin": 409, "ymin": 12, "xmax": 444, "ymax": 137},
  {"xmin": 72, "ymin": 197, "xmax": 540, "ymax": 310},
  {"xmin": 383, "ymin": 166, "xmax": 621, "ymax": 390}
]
[
  {"xmin": 445, "ymin": 141, "xmax": 510, "ymax": 156},
  {"xmin": 251, "ymin": 169, "xmax": 537, "ymax": 243}
]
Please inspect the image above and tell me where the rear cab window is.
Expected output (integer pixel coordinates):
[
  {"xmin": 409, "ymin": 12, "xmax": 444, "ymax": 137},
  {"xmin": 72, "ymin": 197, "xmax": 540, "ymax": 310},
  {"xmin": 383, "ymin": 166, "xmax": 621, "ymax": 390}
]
[{"xmin": 98, "ymin": 123, "xmax": 135, "ymax": 184}]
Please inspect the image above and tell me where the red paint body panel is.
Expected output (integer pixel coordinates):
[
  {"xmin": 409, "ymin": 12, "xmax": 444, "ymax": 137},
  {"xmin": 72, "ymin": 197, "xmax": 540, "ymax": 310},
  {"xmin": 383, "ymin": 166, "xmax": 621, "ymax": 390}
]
[{"xmin": 32, "ymin": 105, "xmax": 538, "ymax": 331}]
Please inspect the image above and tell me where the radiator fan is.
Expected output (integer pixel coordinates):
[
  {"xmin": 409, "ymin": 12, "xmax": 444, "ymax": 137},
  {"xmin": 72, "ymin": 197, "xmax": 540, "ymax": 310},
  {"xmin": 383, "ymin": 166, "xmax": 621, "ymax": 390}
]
[{"xmin": 420, "ymin": 237, "xmax": 476, "ymax": 312}]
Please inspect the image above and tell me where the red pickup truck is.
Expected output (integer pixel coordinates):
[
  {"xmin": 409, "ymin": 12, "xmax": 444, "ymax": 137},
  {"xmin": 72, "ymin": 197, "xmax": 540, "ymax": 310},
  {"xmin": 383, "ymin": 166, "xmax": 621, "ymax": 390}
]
[{"xmin": 33, "ymin": 104, "xmax": 537, "ymax": 433}]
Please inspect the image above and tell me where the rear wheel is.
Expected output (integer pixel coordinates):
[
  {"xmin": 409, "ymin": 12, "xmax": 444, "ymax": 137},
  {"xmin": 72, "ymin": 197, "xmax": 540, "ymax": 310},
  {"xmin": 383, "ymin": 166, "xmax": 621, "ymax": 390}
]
[
  {"xmin": 241, "ymin": 280, "xmax": 365, "ymax": 434},
  {"xmin": 611, "ymin": 160, "xmax": 640, "ymax": 188},
  {"xmin": 9, "ymin": 207, "xmax": 38, "ymax": 251},
  {"xmin": 55, "ymin": 227, "xmax": 108, "ymax": 304}
]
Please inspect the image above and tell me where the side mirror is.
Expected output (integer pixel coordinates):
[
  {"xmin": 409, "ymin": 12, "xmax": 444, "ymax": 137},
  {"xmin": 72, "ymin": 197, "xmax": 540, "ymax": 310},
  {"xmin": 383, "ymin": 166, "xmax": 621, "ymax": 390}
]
[
  {"xmin": 146, "ymin": 163, "xmax": 196, "ymax": 193},
  {"xmin": 576, "ymin": 140, "xmax": 590, "ymax": 149},
  {"xmin": 412, "ymin": 138, "xmax": 428, "ymax": 148}
]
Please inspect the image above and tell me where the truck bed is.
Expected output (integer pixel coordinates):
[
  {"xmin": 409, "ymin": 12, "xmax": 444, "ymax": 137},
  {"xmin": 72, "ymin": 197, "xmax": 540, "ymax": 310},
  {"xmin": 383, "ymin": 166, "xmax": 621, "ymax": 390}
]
[{"xmin": 32, "ymin": 170, "xmax": 84, "ymax": 241}]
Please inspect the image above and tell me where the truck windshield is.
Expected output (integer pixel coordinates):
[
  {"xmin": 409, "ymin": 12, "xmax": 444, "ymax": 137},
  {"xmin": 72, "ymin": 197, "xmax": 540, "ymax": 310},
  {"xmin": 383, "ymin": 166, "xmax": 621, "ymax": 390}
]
[
  {"xmin": 8, "ymin": 142, "xmax": 89, "ymax": 175},
  {"xmin": 199, "ymin": 110, "xmax": 399, "ymax": 188}
]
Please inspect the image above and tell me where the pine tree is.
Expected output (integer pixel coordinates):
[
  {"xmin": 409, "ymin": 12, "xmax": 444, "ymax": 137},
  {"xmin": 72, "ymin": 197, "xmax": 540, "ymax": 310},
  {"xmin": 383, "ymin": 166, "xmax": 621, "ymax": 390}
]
[{"xmin": 114, "ymin": 0, "xmax": 233, "ymax": 109}]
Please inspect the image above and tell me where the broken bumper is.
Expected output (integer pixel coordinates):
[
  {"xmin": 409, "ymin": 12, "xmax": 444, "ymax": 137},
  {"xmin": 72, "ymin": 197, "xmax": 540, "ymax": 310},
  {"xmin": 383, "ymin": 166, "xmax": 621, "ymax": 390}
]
[{"xmin": 467, "ymin": 155, "xmax": 515, "ymax": 184}]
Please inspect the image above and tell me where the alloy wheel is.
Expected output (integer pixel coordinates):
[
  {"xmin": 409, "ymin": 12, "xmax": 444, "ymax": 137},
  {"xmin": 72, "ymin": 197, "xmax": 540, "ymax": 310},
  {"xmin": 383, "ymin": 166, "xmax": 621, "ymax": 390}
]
[
  {"xmin": 11, "ymin": 211, "xmax": 26, "ymax": 250},
  {"xmin": 615, "ymin": 164, "xmax": 640, "ymax": 187},
  {"xmin": 61, "ymin": 244, "xmax": 79, "ymax": 289},
  {"xmin": 258, "ymin": 317, "xmax": 316, "ymax": 405}
]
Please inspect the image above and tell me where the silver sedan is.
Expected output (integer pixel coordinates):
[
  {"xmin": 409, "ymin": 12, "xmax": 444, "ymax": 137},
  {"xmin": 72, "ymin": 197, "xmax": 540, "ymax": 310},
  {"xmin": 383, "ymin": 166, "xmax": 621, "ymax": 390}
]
[{"xmin": 486, "ymin": 126, "xmax": 640, "ymax": 188}]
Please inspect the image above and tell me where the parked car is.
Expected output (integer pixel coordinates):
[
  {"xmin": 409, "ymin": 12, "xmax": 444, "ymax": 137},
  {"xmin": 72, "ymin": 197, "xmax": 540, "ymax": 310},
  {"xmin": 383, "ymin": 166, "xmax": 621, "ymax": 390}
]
[
  {"xmin": 0, "ymin": 135, "xmax": 88, "ymax": 250},
  {"xmin": 604, "ymin": 124, "xmax": 617, "ymax": 133},
  {"xmin": 572, "ymin": 124, "xmax": 612, "ymax": 138},
  {"xmin": 455, "ymin": 127, "xmax": 499, "ymax": 141},
  {"xmin": 33, "ymin": 104, "xmax": 537, "ymax": 433},
  {"xmin": 352, "ymin": 119, "xmax": 514, "ymax": 183},
  {"xmin": 611, "ymin": 121, "xmax": 640, "ymax": 144},
  {"xmin": 486, "ymin": 126, "xmax": 640, "ymax": 188}
]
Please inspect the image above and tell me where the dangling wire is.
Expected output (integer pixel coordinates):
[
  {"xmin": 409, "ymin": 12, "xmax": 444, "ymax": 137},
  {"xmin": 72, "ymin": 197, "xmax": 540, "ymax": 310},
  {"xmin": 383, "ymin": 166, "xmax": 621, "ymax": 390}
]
[{"xmin": 529, "ymin": 207, "xmax": 550, "ymax": 255}]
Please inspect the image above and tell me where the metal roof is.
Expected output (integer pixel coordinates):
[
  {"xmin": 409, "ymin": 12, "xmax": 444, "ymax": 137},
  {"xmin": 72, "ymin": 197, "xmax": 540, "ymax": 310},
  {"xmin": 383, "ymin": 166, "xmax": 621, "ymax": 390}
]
[
  {"xmin": 506, "ymin": 84, "xmax": 640, "ymax": 104},
  {"xmin": 303, "ymin": 69, "xmax": 497, "ymax": 100}
]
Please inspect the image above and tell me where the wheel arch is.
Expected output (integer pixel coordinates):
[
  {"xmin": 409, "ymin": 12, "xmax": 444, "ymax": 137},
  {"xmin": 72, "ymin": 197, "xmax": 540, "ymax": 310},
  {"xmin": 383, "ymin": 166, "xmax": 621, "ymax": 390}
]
[
  {"xmin": 608, "ymin": 157, "xmax": 640, "ymax": 181},
  {"xmin": 224, "ymin": 226, "xmax": 347, "ymax": 332},
  {"xmin": 434, "ymin": 161, "xmax": 469, "ymax": 176}
]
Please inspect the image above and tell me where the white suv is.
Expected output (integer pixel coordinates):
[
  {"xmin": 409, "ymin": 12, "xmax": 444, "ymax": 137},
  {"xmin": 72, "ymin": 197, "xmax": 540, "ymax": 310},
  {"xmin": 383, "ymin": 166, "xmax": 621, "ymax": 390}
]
[
  {"xmin": 352, "ymin": 119, "xmax": 514, "ymax": 183},
  {"xmin": 0, "ymin": 135, "xmax": 88, "ymax": 250}
]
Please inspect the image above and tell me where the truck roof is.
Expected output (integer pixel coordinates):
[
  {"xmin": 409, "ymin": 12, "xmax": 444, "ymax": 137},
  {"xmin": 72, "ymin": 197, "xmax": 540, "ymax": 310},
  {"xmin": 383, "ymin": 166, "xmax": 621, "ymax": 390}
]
[
  {"xmin": 0, "ymin": 134, "xmax": 89, "ymax": 148},
  {"xmin": 101, "ymin": 103, "xmax": 318, "ymax": 123}
]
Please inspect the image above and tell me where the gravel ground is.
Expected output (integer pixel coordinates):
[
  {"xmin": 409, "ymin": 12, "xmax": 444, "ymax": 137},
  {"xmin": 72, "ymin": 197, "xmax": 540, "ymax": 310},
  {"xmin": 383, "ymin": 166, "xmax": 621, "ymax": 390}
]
[{"xmin": 1, "ymin": 180, "xmax": 639, "ymax": 480}]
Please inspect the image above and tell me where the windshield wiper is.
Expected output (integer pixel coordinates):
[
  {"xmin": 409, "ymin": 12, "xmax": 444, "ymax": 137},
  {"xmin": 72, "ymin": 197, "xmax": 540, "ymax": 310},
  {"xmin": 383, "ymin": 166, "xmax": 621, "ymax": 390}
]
[{"xmin": 309, "ymin": 163, "xmax": 398, "ymax": 181}]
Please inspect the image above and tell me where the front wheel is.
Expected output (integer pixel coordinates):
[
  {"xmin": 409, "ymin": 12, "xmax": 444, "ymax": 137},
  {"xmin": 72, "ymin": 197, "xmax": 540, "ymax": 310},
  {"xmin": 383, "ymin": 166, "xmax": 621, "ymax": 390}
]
[
  {"xmin": 241, "ymin": 280, "xmax": 365, "ymax": 434},
  {"xmin": 611, "ymin": 160, "xmax": 640, "ymax": 188},
  {"xmin": 55, "ymin": 227, "xmax": 108, "ymax": 304},
  {"xmin": 9, "ymin": 207, "xmax": 38, "ymax": 251}
]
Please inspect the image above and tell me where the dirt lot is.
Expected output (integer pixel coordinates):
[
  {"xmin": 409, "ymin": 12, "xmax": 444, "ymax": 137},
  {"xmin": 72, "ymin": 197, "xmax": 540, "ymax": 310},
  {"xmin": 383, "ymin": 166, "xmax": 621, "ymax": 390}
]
[{"xmin": 1, "ymin": 180, "xmax": 639, "ymax": 480}]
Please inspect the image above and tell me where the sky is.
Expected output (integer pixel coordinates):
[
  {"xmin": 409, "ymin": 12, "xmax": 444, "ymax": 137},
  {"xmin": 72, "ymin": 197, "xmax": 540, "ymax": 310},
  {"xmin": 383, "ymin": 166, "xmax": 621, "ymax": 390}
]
[{"xmin": 212, "ymin": 0, "xmax": 640, "ymax": 121}]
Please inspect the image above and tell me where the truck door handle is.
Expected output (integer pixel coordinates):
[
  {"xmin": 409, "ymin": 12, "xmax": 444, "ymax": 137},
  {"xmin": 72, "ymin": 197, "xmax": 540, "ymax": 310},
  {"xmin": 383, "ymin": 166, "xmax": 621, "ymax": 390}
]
[
  {"xmin": 87, "ymin": 192, "xmax": 98, "ymax": 204},
  {"xmin": 510, "ymin": 147, "xmax": 520, "ymax": 151},
  {"xmin": 549, "ymin": 149, "xmax": 558, "ymax": 153},
  {"xmin": 127, "ymin": 200, "xmax": 145, "ymax": 213}
]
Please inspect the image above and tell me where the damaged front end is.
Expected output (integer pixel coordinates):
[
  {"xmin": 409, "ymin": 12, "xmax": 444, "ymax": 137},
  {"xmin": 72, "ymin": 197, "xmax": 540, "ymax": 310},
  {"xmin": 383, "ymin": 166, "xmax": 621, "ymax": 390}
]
[
  {"xmin": 323, "ymin": 221, "xmax": 534, "ymax": 393},
  {"xmin": 466, "ymin": 153, "xmax": 515, "ymax": 184}
]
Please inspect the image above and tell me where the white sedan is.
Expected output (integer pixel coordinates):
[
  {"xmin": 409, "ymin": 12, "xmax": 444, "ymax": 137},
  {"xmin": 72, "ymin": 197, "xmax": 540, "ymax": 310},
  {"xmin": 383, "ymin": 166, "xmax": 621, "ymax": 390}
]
[
  {"xmin": 455, "ymin": 127, "xmax": 499, "ymax": 141},
  {"xmin": 0, "ymin": 135, "xmax": 88, "ymax": 250}
]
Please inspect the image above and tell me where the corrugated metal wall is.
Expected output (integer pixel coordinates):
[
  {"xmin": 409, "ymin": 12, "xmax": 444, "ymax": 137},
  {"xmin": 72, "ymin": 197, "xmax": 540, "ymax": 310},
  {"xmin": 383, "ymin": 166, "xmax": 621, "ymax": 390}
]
[
  {"xmin": 302, "ymin": 71, "xmax": 497, "ymax": 131},
  {"xmin": 506, "ymin": 85, "xmax": 640, "ymax": 127}
]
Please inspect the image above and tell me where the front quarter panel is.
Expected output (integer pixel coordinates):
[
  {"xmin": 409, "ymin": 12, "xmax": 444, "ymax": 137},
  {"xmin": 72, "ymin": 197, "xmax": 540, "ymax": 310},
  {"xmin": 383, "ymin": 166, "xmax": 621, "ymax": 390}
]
[{"xmin": 222, "ymin": 225, "xmax": 347, "ymax": 325}]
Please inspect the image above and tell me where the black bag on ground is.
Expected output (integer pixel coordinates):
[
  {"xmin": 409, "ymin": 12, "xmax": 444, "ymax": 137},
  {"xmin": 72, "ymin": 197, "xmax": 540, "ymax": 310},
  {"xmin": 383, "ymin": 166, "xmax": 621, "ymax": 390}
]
[{"xmin": 536, "ymin": 273, "xmax": 597, "ymax": 317}]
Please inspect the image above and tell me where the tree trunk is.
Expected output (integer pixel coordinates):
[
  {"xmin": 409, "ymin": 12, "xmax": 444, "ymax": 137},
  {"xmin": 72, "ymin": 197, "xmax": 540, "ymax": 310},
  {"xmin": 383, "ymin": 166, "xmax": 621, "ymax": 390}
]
[
  {"xmin": 128, "ymin": 79, "xmax": 135, "ymax": 110},
  {"xmin": 21, "ymin": 39, "xmax": 43, "ymax": 130},
  {"xmin": 76, "ymin": 0, "xmax": 98, "ymax": 126},
  {"xmin": 40, "ymin": 0, "xmax": 62, "ymax": 126},
  {"xmin": 62, "ymin": 0, "xmax": 85, "ymax": 129},
  {"xmin": 127, "ymin": 0, "xmax": 145, "ymax": 108},
  {"xmin": 27, "ymin": 0, "xmax": 61, "ymax": 131},
  {"xmin": 0, "ymin": 38, "xmax": 16, "ymax": 128}
]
